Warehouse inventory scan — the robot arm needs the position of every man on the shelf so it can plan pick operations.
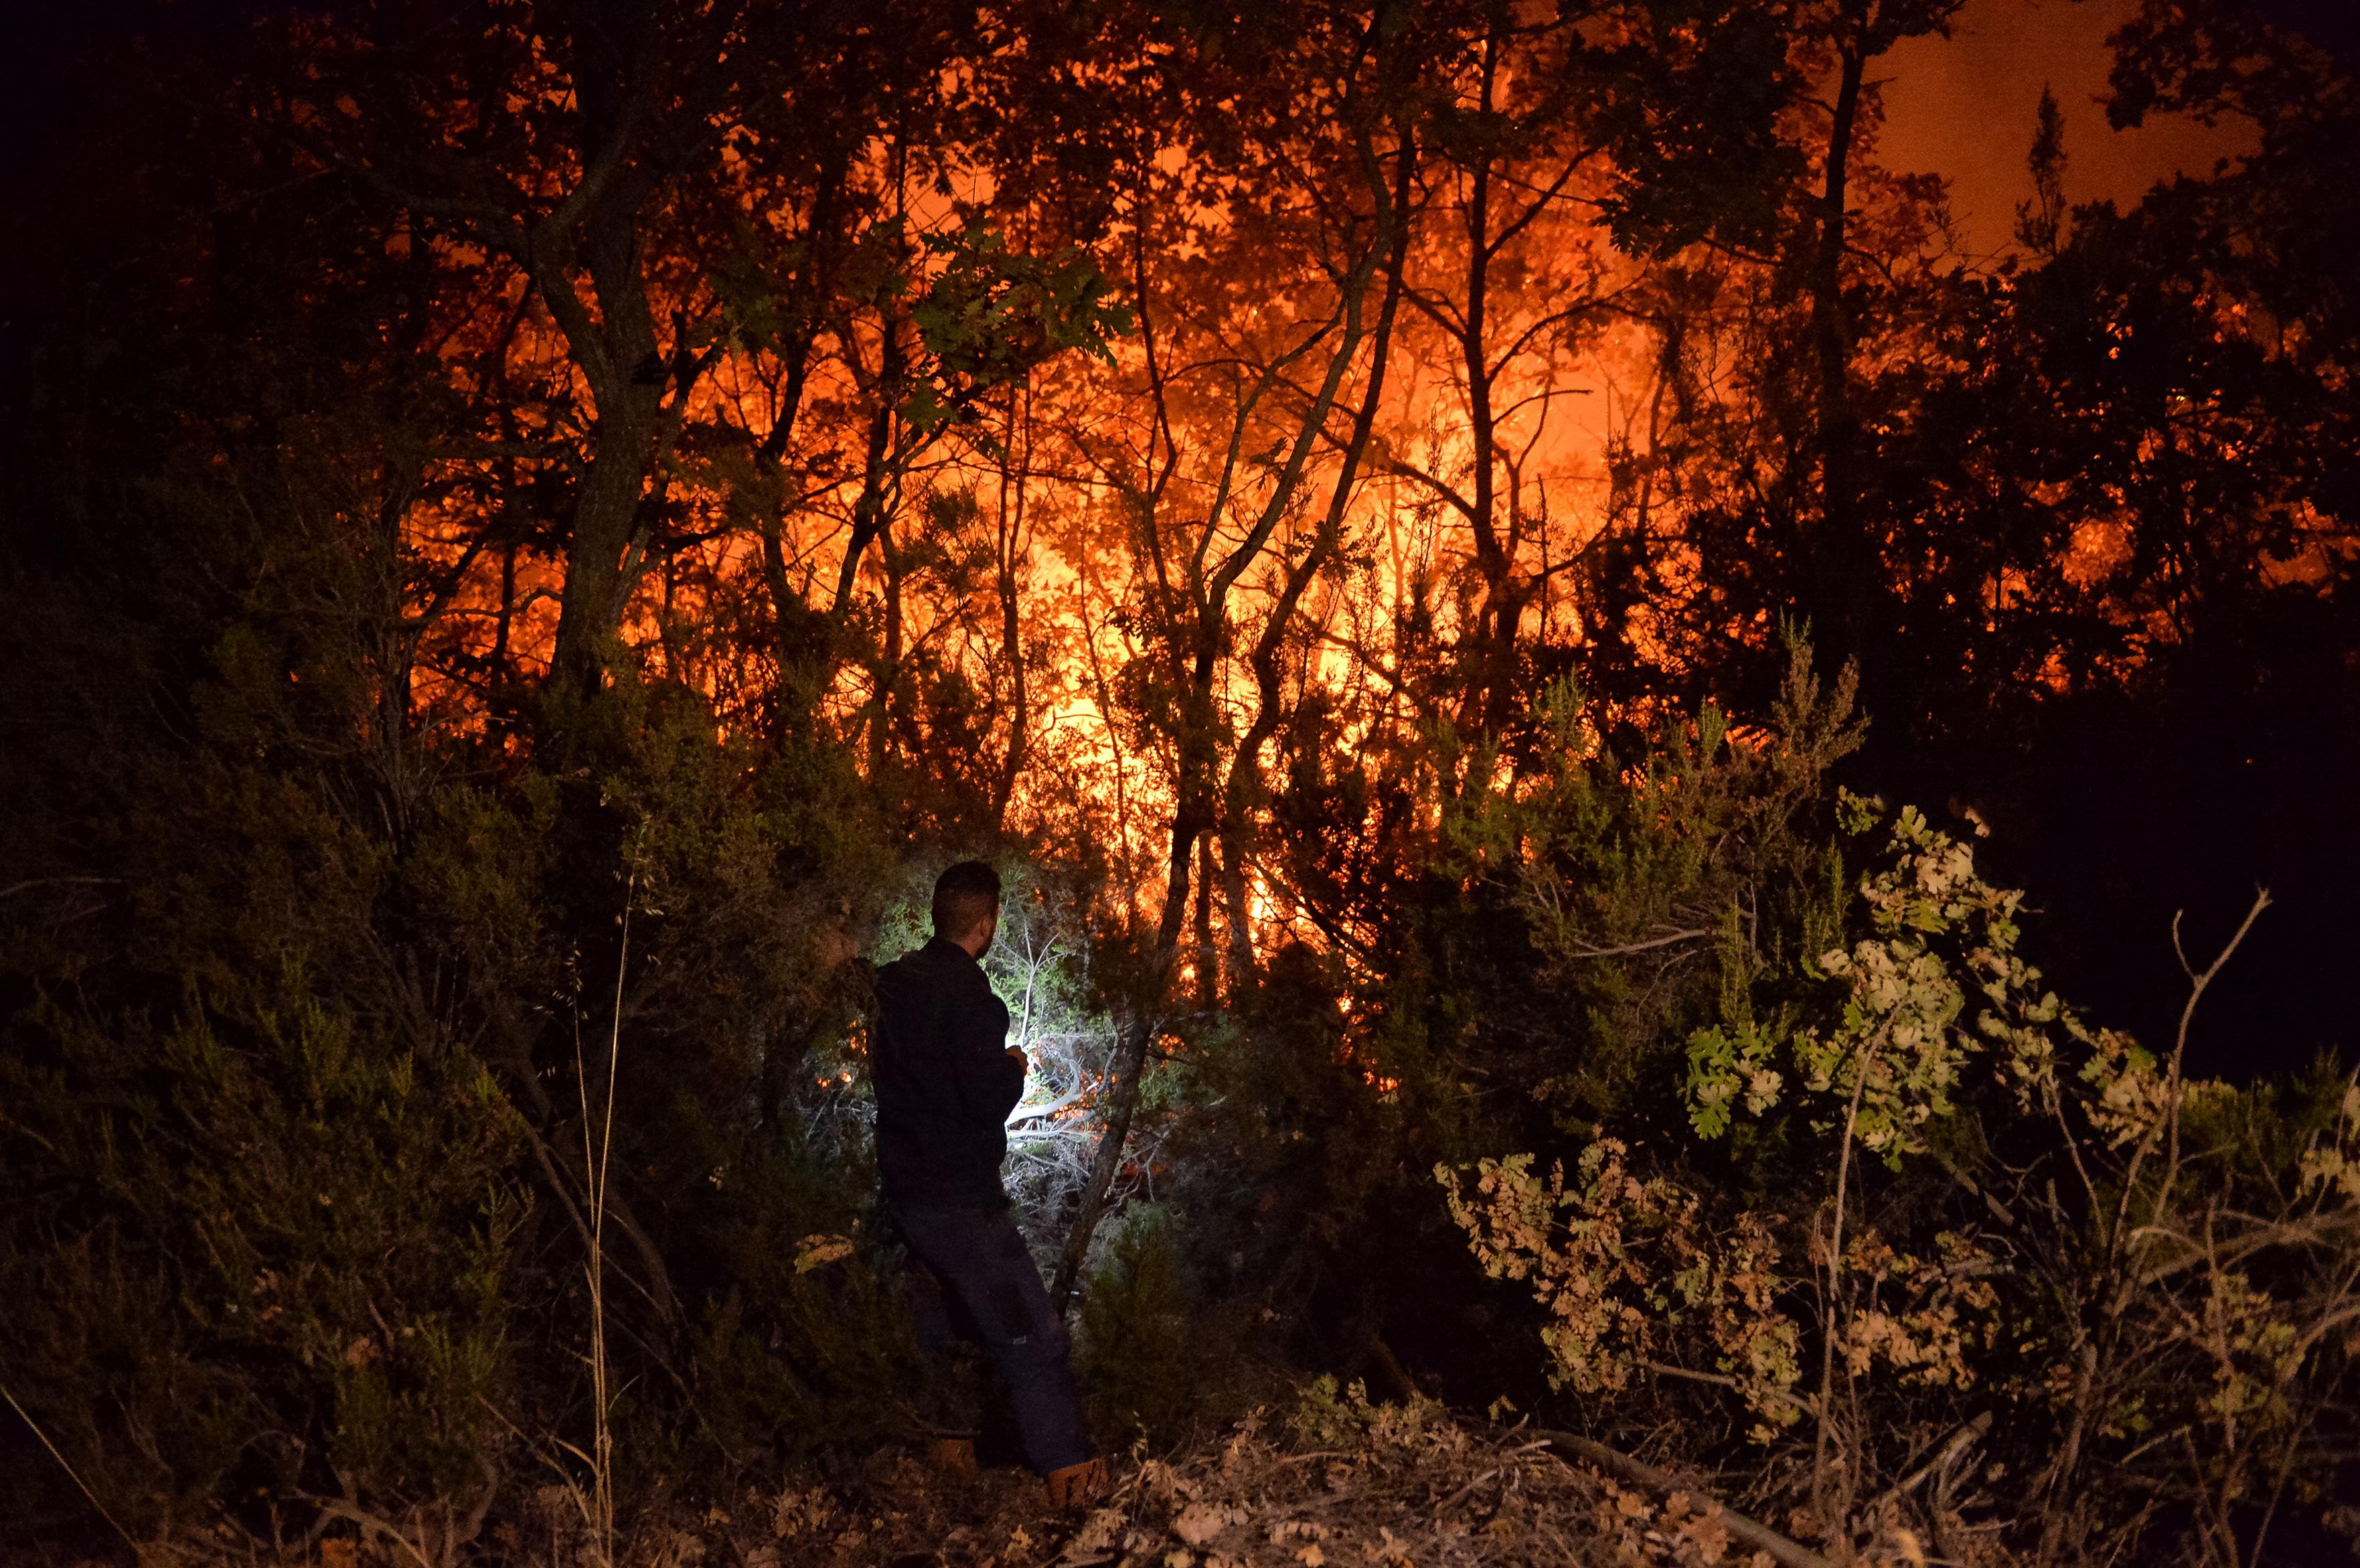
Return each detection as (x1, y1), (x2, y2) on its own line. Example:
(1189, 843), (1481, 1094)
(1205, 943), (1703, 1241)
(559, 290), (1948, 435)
(872, 860), (1105, 1506)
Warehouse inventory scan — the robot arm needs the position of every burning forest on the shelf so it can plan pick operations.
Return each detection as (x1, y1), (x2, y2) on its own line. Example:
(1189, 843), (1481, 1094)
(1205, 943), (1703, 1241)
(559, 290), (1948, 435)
(2, 0), (2357, 1564)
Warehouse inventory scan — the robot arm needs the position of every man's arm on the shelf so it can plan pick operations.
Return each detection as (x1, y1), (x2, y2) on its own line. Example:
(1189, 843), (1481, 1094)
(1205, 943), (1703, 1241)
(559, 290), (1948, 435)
(947, 975), (1024, 1121)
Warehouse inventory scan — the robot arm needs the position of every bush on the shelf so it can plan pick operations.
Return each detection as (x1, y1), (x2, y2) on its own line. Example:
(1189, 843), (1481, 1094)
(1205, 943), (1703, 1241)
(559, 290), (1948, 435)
(0, 590), (915, 1551)
(1445, 791), (2360, 1563)
(1077, 1203), (1218, 1445)
(0, 975), (526, 1543)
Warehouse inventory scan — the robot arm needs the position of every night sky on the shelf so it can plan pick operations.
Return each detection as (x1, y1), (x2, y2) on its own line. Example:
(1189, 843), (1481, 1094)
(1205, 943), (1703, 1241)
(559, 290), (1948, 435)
(1883, 0), (2254, 254)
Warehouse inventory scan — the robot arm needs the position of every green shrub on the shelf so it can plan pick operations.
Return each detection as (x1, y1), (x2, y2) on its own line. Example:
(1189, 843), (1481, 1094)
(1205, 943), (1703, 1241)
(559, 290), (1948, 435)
(1078, 1202), (1252, 1447)
(0, 975), (527, 1538)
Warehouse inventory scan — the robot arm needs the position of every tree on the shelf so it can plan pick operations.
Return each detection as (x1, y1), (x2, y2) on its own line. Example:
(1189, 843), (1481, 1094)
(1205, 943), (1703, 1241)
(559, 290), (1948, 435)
(2013, 84), (2067, 256)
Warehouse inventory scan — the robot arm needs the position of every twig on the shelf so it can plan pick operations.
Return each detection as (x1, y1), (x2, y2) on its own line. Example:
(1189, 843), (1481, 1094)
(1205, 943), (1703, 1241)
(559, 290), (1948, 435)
(1641, 1358), (1819, 1416)
(1, 1379), (139, 1550)
(2160, 892), (2271, 1205)
(1816, 1012), (1895, 1517)
(1251, 1488), (1370, 1526)
(2049, 890), (2271, 1557)
(0, 875), (123, 902)
(1525, 1429), (1835, 1568)
(570, 867), (636, 1568)
(479, 1397), (605, 1545)
(2114, 890), (2272, 1264)
(1560, 927), (1712, 959)
(1434, 1467), (1497, 1513)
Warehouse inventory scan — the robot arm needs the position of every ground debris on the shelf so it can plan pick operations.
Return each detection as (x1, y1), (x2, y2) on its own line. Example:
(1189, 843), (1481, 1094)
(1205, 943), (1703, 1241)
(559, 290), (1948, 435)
(702, 1406), (1801, 1568)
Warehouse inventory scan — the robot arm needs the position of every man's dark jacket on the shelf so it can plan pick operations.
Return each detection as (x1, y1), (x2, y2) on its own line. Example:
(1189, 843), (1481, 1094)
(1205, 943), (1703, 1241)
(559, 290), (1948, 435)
(872, 937), (1023, 1208)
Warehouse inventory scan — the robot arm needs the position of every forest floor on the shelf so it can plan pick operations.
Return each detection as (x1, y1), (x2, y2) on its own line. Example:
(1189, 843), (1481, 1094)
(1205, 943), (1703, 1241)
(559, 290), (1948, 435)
(626, 1404), (1804, 1568)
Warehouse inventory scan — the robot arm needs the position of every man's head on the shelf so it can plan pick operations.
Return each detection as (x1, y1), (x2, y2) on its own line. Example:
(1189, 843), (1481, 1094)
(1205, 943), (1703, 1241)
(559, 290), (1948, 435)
(931, 860), (1002, 956)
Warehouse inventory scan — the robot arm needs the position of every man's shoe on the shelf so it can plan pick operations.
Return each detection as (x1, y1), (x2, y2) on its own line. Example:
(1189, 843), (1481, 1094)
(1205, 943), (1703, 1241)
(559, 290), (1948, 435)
(1044, 1456), (1107, 1509)
(927, 1436), (978, 1475)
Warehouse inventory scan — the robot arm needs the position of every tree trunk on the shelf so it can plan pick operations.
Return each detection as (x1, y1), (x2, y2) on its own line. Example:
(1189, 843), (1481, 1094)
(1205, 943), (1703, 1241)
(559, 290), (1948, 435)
(1215, 141), (1414, 990)
(1460, 38), (1514, 738)
(1050, 813), (1202, 1308)
(992, 380), (1034, 825)
(1808, 19), (1867, 665)
(548, 215), (668, 702)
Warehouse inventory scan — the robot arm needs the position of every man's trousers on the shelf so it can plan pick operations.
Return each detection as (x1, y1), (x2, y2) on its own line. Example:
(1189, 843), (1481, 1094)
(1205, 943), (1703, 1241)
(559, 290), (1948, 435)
(890, 1201), (1095, 1476)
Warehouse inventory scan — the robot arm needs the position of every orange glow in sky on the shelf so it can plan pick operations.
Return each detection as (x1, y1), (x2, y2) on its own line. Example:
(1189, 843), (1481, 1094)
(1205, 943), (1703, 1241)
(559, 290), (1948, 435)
(1879, 0), (2257, 256)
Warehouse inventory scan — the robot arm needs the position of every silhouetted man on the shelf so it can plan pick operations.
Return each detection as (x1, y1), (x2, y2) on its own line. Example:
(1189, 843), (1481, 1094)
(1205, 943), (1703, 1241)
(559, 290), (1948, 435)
(872, 860), (1103, 1506)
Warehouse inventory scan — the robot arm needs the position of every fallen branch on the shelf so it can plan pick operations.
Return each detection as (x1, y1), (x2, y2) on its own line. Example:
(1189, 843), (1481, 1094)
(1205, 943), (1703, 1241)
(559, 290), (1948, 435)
(1526, 1428), (1834, 1568)
(2131, 1210), (2360, 1288)
(1875, 1410), (1992, 1510)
